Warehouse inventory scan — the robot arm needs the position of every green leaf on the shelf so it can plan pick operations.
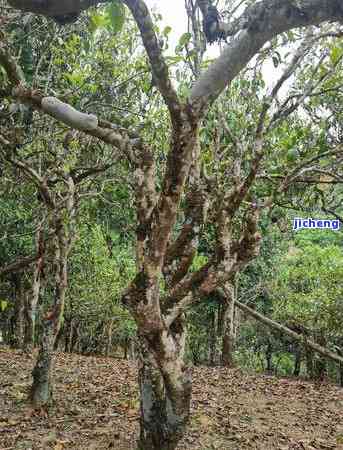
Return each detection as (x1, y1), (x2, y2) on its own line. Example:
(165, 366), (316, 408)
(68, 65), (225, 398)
(65, 71), (85, 86)
(1, 300), (8, 312)
(178, 32), (192, 47)
(89, 12), (107, 32)
(165, 55), (183, 64)
(163, 26), (172, 37)
(330, 45), (342, 65)
(107, 1), (126, 34)
(286, 148), (297, 162)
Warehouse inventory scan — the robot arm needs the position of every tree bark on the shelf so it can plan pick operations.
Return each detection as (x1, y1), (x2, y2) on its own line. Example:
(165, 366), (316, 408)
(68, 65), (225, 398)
(30, 278), (67, 407)
(106, 320), (113, 357)
(306, 348), (314, 378)
(29, 318), (55, 407)
(138, 320), (191, 450)
(221, 281), (236, 367)
(53, 324), (64, 351)
(123, 341), (128, 360)
(293, 346), (302, 376)
(29, 173), (75, 408)
(64, 318), (76, 353)
(28, 248), (43, 347)
(30, 218), (71, 407)
(130, 338), (136, 360)
(265, 341), (273, 374)
(70, 321), (79, 353)
(23, 291), (34, 351)
(209, 306), (218, 366)
(24, 226), (45, 351)
(12, 274), (25, 349)
(313, 335), (327, 381)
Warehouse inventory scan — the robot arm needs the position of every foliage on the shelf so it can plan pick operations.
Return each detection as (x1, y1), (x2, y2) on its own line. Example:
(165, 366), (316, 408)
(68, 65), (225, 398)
(270, 244), (343, 338)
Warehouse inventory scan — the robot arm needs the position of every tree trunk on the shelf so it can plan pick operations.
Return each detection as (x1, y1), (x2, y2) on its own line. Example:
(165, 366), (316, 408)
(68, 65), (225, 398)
(209, 306), (218, 366)
(265, 342), (273, 374)
(138, 359), (191, 450)
(12, 274), (25, 349)
(123, 339), (129, 359)
(221, 281), (236, 367)
(138, 320), (191, 450)
(29, 318), (55, 407)
(293, 346), (302, 376)
(313, 335), (327, 381)
(76, 325), (82, 353)
(233, 307), (240, 346)
(106, 320), (113, 357)
(130, 338), (136, 360)
(306, 347), (314, 378)
(336, 347), (343, 387)
(26, 225), (45, 351)
(314, 357), (327, 381)
(30, 221), (69, 407)
(27, 266), (42, 348)
(53, 323), (63, 351)
(66, 319), (75, 353)
(23, 291), (34, 351)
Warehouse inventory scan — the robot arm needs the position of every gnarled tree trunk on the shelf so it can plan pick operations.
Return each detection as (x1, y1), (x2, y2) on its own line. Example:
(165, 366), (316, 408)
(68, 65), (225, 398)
(30, 250), (68, 407)
(30, 178), (75, 408)
(138, 318), (191, 450)
(30, 317), (55, 406)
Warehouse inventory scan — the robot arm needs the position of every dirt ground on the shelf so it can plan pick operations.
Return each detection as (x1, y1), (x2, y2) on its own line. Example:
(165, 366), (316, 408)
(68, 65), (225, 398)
(1, 347), (342, 450)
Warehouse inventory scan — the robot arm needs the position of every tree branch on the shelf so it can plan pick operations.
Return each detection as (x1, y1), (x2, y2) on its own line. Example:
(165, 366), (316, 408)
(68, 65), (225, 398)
(0, 40), (25, 86)
(230, 295), (343, 366)
(0, 255), (39, 277)
(122, 0), (182, 125)
(190, 0), (343, 108)
(7, 0), (109, 16)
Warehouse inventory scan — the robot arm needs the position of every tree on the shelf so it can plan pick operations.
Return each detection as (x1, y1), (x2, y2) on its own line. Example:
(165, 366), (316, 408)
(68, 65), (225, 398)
(270, 243), (343, 380)
(0, 3), (147, 405)
(2, 1), (343, 449)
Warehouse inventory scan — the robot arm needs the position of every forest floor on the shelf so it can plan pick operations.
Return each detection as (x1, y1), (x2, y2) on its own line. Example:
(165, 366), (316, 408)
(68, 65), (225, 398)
(1, 347), (343, 450)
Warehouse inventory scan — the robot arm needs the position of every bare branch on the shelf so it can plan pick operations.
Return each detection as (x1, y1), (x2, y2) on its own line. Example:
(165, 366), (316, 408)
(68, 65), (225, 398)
(279, 145), (343, 192)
